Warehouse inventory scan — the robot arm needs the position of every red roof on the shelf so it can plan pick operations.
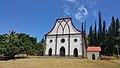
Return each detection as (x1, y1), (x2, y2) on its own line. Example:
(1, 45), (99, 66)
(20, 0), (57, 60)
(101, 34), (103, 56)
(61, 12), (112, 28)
(87, 47), (101, 52)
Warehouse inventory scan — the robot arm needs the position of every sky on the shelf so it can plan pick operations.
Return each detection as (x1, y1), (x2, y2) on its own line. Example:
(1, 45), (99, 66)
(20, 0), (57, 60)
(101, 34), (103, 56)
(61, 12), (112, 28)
(0, 0), (120, 42)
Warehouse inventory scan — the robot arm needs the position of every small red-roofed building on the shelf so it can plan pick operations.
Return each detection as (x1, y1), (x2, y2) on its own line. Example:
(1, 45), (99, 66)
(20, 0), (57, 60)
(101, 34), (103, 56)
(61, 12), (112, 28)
(87, 46), (101, 60)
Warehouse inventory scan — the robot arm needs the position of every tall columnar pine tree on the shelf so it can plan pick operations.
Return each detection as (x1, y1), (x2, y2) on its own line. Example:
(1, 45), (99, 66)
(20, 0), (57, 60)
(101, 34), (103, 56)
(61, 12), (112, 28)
(106, 16), (116, 55)
(115, 18), (120, 37)
(115, 18), (120, 54)
(82, 22), (84, 33)
(103, 20), (106, 35)
(81, 22), (87, 45)
(84, 21), (86, 34)
(89, 25), (93, 46)
(98, 11), (103, 45)
(110, 17), (116, 53)
(93, 21), (97, 46)
(100, 20), (106, 55)
(102, 20), (106, 44)
(111, 16), (116, 37)
(82, 22), (86, 34)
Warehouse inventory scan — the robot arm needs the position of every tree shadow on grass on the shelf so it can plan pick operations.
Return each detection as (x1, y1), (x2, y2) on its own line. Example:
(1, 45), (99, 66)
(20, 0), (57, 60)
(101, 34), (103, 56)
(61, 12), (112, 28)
(0, 56), (30, 61)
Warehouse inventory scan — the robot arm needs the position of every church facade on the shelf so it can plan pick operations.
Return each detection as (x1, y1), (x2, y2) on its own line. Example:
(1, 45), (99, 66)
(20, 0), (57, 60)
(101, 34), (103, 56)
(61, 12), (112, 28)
(44, 18), (86, 57)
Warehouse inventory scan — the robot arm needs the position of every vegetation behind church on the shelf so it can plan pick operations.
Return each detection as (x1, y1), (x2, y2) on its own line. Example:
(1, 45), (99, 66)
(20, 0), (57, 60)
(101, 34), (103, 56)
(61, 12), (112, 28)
(88, 11), (120, 56)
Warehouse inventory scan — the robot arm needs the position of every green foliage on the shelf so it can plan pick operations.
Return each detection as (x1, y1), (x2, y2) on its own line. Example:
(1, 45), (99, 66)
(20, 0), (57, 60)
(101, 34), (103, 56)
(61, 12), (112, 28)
(88, 12), (120, 56)
(116, 18), (120, 36)
(0, 31), (45, 59)
(93, 21), (97, 46)
(98, 11), (103, 45)
(36, 42), (45, 56)
(88, 25), (93, 46)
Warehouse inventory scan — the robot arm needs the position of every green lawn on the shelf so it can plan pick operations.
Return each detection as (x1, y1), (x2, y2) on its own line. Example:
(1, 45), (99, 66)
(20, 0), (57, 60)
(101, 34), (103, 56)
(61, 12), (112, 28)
(0, 57), (120, 68)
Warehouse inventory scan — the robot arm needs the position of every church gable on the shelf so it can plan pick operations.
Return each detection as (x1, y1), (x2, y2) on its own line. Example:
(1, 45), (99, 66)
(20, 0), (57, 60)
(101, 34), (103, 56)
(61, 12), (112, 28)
(46, 18), (81, 36)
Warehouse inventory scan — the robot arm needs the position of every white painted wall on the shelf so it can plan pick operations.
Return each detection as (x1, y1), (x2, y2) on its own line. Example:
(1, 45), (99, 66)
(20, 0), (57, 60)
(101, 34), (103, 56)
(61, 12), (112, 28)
(45, 34), (83, 56)
(87, 52), (100, 60)
(70, 35), (82, 56)
(56, 35), (68, 55)
(45, 36), (56, 55)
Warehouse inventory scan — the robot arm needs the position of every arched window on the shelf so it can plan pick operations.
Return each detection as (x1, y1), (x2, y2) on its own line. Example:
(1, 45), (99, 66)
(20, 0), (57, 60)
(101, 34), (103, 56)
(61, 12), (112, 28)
(74, 48), (78, 57)
(48, 48), (52, 56)
(60, 46), (65, 57)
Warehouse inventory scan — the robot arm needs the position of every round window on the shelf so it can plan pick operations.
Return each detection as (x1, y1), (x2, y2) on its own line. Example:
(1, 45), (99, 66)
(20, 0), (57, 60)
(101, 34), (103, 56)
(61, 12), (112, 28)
(74, 39), (77, 42)
(50, 39), (53, 43)
(61, 38), (65, 43)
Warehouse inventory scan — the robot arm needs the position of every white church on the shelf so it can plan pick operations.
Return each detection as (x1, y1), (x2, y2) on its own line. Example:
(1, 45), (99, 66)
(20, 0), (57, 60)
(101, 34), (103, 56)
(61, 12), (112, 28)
(44, 18), (87, 58)
(44, 18), (101, 59)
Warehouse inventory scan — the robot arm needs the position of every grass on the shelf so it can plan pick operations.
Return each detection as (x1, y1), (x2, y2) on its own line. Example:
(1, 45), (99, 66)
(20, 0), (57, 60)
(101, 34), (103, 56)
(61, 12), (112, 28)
(0, 57), (120, 68)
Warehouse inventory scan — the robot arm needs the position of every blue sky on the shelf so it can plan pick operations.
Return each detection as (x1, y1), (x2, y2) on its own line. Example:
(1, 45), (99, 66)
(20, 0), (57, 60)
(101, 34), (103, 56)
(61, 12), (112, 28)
(0, 0), (120, 42)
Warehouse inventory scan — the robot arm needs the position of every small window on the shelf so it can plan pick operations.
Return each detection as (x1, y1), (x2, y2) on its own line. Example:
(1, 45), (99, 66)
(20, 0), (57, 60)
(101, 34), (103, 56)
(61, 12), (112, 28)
(50, 39), (53, 43)
(61, 38), (65, 43)
(74, 39), (77, 42)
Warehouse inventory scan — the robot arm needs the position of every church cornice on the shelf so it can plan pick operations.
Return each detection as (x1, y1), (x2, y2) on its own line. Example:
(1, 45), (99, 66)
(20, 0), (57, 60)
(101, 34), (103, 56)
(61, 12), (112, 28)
(45, 33), (83, 36)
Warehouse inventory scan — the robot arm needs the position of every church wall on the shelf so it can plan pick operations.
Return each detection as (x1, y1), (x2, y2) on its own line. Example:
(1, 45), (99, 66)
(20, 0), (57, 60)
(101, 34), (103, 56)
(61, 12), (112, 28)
(70, 35), (83, 56)
(56, 35), (69, 56)
(45, 36), (56, 55)
(45, 34), (84, 57)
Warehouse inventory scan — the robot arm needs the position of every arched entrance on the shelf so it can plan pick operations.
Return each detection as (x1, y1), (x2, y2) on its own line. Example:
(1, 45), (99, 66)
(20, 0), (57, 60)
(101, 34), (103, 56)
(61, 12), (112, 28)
(48, 48), (52, 56)
(60, 46), (65, 57)
(92, 54), (95, 60)
(74, 48), (78, 57)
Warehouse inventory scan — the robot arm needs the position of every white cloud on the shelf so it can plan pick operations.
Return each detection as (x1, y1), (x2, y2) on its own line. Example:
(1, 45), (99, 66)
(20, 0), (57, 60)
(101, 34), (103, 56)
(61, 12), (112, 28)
(62, 0), (95, 22)
(75, 12), (82, 20)
(66, 0), (76, 3)
(79, 5), (88, 16)
(63, 5), (70, 15)
(74, 5), (88, 21)
(66, 0), (79, 6)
